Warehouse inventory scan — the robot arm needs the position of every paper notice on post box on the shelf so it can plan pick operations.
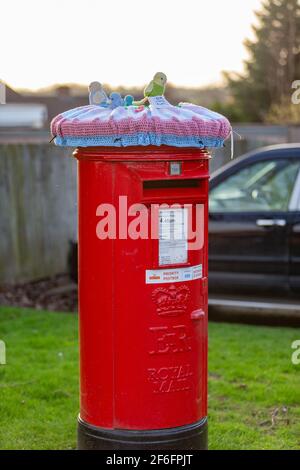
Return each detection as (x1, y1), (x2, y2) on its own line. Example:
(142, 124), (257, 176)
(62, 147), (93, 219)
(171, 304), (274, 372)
(159, 208), (188, 266)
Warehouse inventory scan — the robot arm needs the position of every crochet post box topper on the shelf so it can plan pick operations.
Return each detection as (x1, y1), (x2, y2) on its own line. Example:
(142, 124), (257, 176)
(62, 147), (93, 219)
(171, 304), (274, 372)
(51, 72), (232, 150)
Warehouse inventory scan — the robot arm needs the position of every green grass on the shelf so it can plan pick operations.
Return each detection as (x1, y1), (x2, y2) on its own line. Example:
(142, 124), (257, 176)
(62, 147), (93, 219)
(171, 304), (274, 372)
(209, 322), (300, 449)
(0, 307), (78, 450)
(0, 307), (299, 450)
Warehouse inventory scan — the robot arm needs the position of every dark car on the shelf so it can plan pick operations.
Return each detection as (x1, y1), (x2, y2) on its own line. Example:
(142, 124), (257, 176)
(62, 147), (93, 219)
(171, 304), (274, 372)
(209, 144), (300, 297)
(68, 144), (300, 298)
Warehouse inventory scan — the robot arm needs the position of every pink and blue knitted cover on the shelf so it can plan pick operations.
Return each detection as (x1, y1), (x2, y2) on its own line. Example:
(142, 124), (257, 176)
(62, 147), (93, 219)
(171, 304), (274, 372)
(51, 102), (231, 149)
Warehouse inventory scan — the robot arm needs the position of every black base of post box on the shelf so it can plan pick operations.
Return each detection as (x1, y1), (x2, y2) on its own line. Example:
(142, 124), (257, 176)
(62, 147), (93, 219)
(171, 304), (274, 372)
(77, 416), (208, 450)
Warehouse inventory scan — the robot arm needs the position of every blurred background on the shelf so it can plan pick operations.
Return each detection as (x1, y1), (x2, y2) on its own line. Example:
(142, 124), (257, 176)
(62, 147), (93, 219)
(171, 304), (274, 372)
(0, 0), (299, 317)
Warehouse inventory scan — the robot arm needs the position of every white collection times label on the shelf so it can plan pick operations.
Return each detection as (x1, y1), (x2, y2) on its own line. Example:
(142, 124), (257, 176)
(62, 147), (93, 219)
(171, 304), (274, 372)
(159, 208), (188, 266)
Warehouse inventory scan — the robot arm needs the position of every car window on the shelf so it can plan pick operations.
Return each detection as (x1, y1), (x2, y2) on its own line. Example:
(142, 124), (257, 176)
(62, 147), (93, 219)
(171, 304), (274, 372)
(210, 159), (300, 213)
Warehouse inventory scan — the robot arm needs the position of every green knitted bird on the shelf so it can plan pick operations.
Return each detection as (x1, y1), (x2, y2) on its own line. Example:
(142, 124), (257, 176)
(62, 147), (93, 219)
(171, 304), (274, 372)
(133, 72), (167, 106)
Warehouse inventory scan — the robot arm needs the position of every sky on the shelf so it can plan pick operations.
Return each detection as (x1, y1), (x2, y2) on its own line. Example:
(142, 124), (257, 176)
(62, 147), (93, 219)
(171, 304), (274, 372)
(0, 0), (262, 90)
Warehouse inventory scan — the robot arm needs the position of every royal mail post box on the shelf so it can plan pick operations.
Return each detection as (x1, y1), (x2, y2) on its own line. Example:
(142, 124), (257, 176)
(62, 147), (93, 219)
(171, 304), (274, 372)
(75, 145), (209, 450)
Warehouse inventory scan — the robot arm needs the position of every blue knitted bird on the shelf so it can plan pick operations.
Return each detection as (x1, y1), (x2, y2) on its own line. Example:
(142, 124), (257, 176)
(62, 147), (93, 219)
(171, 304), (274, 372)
(109, 92), (124, 109)
(124, 95), (134, 107)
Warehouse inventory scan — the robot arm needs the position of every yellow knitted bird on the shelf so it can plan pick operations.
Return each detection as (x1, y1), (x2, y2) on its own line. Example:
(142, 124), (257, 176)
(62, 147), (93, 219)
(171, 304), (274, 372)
(133, 72), (167, 106)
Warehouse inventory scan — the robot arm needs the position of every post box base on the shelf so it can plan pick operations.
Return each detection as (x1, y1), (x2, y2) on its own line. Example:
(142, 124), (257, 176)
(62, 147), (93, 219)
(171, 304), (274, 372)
(77, 417), (208, 450)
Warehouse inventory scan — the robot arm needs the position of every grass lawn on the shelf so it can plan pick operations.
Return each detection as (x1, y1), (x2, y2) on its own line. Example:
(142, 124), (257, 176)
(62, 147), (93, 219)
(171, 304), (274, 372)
(0, 307), (299, 450)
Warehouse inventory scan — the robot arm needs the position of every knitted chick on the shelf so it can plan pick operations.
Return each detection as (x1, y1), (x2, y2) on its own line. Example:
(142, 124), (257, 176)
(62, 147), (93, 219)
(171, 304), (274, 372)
(88, 81), (109, 106)
(124, 95), (134, 106)
(109, 92), (124, 109)
(133, 72), (167, 106)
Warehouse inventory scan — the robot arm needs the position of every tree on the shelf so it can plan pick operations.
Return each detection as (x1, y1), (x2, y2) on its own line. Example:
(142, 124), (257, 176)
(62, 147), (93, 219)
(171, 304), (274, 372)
(265, 96), (300, 123)
(225, 0), (300, 122)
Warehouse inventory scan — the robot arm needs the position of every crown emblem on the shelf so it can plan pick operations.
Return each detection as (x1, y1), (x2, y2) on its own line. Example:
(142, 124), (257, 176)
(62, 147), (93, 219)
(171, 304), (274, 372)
(151, 285), (191, 317)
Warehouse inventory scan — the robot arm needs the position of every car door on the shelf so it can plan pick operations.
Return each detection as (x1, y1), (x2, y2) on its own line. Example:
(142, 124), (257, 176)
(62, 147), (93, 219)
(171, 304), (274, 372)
(289, 168), (300, 294)
(209, 157), (300, 294)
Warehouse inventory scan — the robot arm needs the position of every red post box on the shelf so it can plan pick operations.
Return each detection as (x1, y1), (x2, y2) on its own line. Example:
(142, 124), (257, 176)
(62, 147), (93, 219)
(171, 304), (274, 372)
(75, 145), (209, 450)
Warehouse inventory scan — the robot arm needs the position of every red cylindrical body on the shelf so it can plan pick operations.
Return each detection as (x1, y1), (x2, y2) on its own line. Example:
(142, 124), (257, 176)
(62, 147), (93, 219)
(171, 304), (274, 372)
(75, 146), (209, 449)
